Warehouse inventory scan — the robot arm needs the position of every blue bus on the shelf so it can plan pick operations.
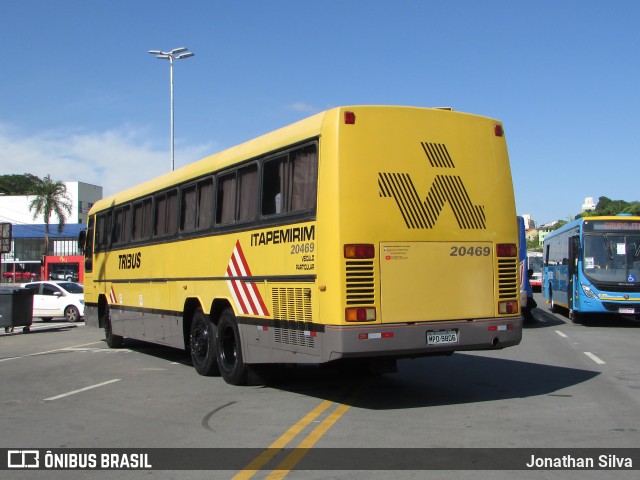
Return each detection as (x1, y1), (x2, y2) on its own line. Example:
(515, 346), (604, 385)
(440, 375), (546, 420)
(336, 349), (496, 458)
(543, 215), (640, 323)
(518, 216), (535, 322)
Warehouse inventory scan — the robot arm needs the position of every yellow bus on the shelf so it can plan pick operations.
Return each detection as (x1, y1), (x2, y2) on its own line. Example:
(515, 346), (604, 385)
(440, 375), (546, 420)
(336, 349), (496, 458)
(80, 105), (522, 385)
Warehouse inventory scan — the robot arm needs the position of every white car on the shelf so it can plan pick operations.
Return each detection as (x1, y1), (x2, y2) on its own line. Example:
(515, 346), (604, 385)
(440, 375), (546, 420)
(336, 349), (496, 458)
(21, 281), (85, 322)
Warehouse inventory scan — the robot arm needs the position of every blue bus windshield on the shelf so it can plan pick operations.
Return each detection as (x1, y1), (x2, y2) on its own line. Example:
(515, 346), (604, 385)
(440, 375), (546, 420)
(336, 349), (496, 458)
(583, 233), (640, 284)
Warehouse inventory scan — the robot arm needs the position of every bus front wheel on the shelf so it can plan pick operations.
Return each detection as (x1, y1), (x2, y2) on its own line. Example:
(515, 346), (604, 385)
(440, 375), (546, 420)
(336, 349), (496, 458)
(215, 308), (248, 386)
(549, 287), (560, 313)
(190, 308), (220, 376)
(569, 309), (583, 324)
(103, 308), (123, 348)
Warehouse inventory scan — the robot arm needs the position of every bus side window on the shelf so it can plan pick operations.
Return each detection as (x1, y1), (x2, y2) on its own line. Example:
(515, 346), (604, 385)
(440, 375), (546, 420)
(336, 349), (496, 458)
(217, 166), (257, 225)
(84, 217), (94, 273)
(180, 185), (197, 231)
(237, 165), (258, 222)
(260, 144), (317, 217)
(197, 178), (214, 229)
(216, 173), (237, 225)
(290, 145), (317, 211)
(132, 198), (152, 241)
(262, 156), (285, 216)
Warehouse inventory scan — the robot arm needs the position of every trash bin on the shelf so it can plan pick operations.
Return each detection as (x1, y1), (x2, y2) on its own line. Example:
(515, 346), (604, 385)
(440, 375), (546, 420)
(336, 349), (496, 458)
(0, 287), (34, 333)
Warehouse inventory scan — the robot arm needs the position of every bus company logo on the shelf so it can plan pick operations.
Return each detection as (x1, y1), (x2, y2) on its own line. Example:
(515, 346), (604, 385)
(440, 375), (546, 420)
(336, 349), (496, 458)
(225, 241), (270, 317)
(8, 450), (39, 468)
(377, 142), (486, 230)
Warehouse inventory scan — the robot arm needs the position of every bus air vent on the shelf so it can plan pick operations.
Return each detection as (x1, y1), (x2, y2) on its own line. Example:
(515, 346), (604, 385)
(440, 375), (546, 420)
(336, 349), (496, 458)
(272, 287), (314, 347)
(346, 260), (375, 305)
(497, 257), (518, 299)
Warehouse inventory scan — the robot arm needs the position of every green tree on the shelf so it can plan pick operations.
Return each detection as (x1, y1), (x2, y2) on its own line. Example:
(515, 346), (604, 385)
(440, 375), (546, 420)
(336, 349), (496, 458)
(28, 175), (72, 255)
(577, 196), (640, 218)
(0, 173), (42, 195)
(595, 196), (629, 216)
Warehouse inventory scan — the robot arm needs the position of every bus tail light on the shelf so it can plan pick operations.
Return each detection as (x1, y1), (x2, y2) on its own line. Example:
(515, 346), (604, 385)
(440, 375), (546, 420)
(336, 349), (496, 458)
(498, 300), (519, 314)
(496, 243), (517, 257)
(494, 124), (504, 137)
(344, 111), (356, 124)
(344, 244), (375, 259)
(346, 307), (376, 322)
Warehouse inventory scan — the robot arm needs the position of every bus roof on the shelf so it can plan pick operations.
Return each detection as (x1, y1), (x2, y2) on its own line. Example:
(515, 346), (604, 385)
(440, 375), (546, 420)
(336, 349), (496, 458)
(90, 105), (501, 214)
(544, 215), (640, 240)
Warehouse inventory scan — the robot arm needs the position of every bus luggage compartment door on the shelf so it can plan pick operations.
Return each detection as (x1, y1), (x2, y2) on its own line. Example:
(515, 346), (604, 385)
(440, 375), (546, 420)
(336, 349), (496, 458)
(380, 242), (495, 323)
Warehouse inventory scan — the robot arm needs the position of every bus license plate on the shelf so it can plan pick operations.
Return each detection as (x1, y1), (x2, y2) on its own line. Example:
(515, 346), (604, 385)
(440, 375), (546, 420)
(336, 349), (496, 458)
(427, 329), (458, 345)
(619, 308), (635, 314)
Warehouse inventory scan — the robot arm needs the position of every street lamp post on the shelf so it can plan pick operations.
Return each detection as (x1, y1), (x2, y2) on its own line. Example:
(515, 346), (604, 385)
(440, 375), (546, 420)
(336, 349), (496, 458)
(148, 47), (194, 171)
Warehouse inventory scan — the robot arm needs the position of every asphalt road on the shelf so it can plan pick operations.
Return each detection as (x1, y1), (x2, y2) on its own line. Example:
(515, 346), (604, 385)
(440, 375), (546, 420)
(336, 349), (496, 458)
(1, 292), (639, 480)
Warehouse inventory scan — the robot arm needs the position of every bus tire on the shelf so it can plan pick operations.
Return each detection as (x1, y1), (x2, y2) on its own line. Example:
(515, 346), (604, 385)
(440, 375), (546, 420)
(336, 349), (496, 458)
(570, 310), (582, 324)
(103, 308), (123, 348)
(549, 287), (559, 313)
(190, 308), (220, 376)
(215, 308), (248, 386)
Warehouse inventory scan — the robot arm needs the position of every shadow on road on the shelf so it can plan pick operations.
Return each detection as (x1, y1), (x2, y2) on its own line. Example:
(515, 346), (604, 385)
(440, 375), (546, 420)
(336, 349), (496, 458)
(108, 334), (601, 411)
(247, 352), (600, 410)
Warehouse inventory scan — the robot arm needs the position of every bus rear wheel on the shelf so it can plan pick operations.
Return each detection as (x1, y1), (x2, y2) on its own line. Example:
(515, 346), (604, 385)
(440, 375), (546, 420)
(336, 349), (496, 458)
(215, 308), (248, 386)
(190, 308), (220, 376)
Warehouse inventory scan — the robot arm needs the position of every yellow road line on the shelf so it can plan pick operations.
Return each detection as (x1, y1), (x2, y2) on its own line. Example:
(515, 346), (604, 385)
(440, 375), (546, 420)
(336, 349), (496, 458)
(231, 399), (334, 480)
(233, 379), (370, 479)
(265, 402), (352, 480)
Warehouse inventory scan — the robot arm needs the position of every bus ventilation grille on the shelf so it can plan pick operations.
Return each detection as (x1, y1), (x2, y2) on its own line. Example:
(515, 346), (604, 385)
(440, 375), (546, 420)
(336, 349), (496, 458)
(346, 260), (375, 305)
(272, 287), (314, 348)
(497, 257), (518, 299)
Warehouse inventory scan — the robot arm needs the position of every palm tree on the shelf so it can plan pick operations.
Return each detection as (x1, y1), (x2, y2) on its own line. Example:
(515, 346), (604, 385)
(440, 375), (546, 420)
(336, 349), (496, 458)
(29, 175), (72, 256)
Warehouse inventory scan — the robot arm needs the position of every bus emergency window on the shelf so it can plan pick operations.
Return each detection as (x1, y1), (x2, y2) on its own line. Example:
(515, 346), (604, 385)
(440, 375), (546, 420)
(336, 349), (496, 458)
(261, 144), (317, 216)
(197, 178), (214, 229)
(180, 185), (197, 231)
(132, 198), (152, 241)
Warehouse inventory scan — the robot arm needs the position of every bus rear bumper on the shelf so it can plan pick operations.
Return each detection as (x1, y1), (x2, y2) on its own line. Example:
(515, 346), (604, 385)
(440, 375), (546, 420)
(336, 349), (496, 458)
(322, 316), (523, 362)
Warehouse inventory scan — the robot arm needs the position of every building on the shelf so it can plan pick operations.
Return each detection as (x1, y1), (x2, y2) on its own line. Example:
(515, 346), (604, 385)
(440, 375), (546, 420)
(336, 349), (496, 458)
(0, 181), (102, 281)
(0, 181), (102, 226)
(582, 197), (596, 212)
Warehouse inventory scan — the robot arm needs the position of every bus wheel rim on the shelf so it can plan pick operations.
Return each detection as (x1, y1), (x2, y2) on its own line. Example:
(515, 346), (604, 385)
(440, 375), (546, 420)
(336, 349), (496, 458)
(220, 325), (237, 370)
(193, 322), (209, 360)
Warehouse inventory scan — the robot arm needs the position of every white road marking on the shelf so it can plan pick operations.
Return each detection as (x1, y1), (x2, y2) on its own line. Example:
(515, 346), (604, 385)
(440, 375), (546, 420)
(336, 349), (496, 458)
(0, 341), (103, 363)
(555, 330), (568, 338)
(44, 379), (121, 401)
(584, 352), (606, 365)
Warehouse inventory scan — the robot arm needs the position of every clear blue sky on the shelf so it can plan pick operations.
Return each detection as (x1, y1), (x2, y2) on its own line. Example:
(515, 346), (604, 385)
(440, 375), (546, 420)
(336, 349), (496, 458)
(1, 0), (638, 225)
